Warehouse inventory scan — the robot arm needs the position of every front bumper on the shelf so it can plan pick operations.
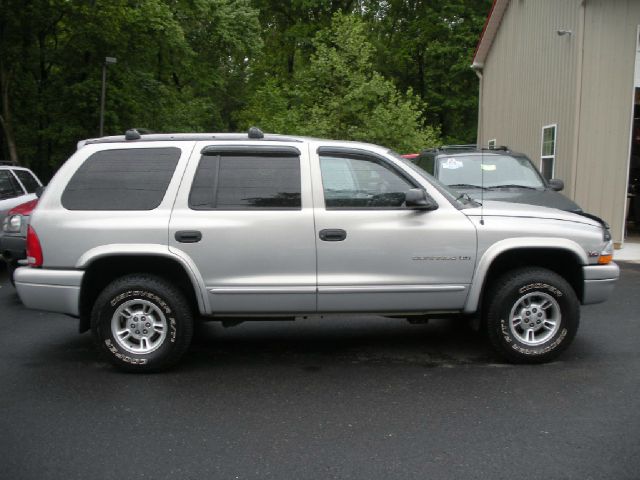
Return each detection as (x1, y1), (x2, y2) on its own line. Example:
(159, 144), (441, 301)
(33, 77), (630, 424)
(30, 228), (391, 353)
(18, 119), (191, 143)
(582, 262), (620, 305)
(14, 267), (84, 316)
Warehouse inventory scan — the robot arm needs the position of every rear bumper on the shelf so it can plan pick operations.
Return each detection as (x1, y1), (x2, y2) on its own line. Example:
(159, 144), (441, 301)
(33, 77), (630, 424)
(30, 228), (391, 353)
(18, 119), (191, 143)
(14, 267), (84, 316)
(582, 262), (619, 305)
(0, 233), (26, 261)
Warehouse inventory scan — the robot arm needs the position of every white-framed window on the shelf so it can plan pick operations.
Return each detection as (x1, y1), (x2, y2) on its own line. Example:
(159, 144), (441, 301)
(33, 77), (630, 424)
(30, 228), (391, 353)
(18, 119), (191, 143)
(541, 124), (557, 180)
(488, 139), (497, 149)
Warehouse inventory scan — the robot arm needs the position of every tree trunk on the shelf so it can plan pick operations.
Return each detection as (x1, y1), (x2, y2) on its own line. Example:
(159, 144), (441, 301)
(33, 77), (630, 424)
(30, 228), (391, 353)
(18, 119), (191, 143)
(0, 62), (19, 165)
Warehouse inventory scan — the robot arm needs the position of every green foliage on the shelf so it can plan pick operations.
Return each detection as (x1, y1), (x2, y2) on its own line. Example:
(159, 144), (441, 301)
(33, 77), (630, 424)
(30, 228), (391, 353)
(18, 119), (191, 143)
(0, 0), (490, 176)
(239, 13), (439, 152)
(363, 0), (492, 144)
(0, 0), (261, 175)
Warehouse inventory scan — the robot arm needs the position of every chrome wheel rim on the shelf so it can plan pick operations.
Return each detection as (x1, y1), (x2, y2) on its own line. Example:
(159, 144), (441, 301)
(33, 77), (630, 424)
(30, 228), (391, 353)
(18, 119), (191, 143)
(509, 291), (561, 346)
(111, 299), (168, 354)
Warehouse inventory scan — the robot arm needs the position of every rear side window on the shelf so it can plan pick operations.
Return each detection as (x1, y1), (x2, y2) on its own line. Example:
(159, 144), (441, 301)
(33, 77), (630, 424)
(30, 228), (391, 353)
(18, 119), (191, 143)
(62, 148), (180, 210)
(189, 151), (301, 210)
(0, 170), (22, 199)
(13, 169), (40, 193)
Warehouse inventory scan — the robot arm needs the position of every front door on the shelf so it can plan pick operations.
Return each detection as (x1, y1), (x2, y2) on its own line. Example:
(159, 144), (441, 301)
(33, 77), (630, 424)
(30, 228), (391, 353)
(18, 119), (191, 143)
(311, 147), (477, 313)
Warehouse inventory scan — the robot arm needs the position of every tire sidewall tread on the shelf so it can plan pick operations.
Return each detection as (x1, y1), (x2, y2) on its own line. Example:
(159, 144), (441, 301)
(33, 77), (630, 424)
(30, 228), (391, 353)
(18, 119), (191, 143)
(91, 274), (193, 373)
(485, 267), (580, 364)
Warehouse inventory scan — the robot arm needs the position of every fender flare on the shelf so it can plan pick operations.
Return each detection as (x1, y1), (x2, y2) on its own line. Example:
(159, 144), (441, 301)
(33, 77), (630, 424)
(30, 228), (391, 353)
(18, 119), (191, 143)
(76, 244), (210, 314)
(463, 237), (587, 314)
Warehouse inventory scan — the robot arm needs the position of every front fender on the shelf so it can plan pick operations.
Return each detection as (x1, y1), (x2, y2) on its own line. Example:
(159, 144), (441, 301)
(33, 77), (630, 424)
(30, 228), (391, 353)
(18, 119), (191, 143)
(463, 237), (587, 314)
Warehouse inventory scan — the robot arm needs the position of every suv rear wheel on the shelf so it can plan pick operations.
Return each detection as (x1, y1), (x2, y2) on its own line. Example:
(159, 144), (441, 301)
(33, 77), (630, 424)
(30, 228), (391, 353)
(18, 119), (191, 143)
(91, 274), (193, 372)
(485, 267), (579, 363)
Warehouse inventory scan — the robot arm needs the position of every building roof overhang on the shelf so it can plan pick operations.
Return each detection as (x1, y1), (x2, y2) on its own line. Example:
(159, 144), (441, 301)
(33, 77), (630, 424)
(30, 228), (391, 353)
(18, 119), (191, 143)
(472, 0), (511, 70)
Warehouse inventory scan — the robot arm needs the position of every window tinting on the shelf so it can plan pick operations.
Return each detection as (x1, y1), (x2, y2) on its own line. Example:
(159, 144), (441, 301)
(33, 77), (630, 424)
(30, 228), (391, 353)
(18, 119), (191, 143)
(0, 170), (21, 199)
(320, 155), (415, 208)
(61, 148), (180, 210)
(13, 169), (40, 193)
(189, 154), (301, 210)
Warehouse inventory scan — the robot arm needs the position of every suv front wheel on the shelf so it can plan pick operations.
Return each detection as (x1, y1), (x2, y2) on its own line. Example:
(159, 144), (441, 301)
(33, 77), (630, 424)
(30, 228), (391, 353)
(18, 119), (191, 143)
(485, 267), (579, 363)
(91, 274), (194, 372)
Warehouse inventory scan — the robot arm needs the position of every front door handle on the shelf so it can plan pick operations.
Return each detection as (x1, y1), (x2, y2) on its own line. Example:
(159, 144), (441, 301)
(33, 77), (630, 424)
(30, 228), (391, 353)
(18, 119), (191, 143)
(175, 230), (202, 243)
(319, 229), (347, 242)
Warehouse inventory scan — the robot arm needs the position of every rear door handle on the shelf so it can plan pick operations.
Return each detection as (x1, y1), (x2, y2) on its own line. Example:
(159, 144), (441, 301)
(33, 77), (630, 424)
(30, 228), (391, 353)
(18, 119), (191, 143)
(319, 229), (347, 242)
(175, 230), (202, 243)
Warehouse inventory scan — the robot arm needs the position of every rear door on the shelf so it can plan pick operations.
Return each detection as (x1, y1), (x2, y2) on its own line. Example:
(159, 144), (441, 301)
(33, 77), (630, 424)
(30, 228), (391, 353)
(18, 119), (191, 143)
(169, 143), (317, 314)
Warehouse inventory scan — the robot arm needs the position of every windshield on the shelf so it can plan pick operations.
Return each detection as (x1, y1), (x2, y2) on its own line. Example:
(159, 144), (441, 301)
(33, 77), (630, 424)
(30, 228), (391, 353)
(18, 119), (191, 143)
(435, 154), (546, 189)
(388, 150), (478, 207)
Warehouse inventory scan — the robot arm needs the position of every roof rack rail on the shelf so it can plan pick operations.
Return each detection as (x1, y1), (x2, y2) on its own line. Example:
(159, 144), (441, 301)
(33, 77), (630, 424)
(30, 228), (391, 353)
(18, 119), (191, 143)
(439, 144), (477, 150)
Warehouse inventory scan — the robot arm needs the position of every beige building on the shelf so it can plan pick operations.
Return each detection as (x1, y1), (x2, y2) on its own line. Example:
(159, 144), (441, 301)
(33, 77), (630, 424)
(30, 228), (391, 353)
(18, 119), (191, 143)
(472, 0), (640, 246)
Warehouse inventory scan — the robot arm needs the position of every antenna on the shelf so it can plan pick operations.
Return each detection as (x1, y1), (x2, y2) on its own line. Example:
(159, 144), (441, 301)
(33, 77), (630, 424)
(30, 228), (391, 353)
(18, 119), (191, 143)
(480, 147), (485, 225)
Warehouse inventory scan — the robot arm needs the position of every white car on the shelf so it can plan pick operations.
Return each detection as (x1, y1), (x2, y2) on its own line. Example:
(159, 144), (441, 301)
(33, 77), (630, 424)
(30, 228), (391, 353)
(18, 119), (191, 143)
(0, 164), (43, 225)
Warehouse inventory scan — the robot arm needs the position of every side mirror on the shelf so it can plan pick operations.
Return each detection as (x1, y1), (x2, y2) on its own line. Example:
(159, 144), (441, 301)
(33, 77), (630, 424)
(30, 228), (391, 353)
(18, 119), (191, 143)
(405, 188), (438, 211)
(35, 186), (45, 198)
(548, 179), (564, 191)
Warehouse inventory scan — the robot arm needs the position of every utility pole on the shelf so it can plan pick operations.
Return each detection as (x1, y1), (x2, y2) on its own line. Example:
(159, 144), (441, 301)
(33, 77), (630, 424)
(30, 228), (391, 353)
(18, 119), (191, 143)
(99, 57), (117, 137)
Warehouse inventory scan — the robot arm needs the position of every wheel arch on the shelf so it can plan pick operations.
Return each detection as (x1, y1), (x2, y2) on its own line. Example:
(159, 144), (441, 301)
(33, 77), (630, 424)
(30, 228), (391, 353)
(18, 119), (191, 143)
(464, 238), (587, 314)
(77, 249), (208, 333)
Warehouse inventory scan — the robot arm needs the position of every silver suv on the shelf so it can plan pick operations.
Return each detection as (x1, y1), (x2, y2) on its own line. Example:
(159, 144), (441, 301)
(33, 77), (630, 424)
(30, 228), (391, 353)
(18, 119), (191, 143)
(14, 130), (619, 372)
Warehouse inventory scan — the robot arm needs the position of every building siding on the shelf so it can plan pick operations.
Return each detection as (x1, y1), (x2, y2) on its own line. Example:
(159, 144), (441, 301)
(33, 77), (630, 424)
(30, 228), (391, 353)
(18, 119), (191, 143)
(480, 0), (581, 197)
(574, 0), (640, 243)
(478, 0), (640, 244)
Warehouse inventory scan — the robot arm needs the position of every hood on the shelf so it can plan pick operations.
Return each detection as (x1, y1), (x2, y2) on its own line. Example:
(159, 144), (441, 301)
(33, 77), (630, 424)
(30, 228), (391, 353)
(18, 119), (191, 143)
(456, 187), (582, 212)
(463, 200), (601, 228)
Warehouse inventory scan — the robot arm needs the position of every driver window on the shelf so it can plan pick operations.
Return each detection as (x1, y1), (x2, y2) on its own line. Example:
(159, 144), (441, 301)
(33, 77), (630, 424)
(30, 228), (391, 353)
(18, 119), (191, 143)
(320, 154), (415, 208)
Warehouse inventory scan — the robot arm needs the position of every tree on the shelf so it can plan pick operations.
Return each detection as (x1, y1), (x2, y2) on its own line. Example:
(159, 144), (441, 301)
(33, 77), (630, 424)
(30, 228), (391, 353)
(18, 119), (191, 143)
(363, 0), (491, 144)
(0, 0), (262, 176)
(239, 13), (439, 152)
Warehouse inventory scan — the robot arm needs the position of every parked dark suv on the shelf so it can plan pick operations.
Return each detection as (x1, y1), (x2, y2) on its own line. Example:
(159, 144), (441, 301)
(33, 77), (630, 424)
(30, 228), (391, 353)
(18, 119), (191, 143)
(411, 146), (581, 212)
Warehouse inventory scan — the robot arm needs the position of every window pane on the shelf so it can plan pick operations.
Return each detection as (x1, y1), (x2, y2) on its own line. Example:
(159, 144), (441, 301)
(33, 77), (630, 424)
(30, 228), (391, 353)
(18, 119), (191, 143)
(320, 155), (414, 208)
(13, 169), (40, 193)
(436, 154), (545, 188)
(61, 148), (180, 210)
(541, 157), (554, 180)
(189, 155), (301, 210)
(0, 171), (20, 199)
(416, 154), (435, 175)
(542, 126), (556, 156)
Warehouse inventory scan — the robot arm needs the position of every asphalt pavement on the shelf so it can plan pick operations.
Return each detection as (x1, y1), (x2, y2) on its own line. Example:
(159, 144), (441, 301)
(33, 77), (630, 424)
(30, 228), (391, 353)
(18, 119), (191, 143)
(1, 262), (639, 480)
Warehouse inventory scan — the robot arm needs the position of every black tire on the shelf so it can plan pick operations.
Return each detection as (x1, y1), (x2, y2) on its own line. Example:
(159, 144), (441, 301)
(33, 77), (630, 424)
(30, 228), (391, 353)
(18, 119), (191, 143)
(8, 260), (17, 287)
(485, 267), (579, 364)
(91, 274), (194, 372)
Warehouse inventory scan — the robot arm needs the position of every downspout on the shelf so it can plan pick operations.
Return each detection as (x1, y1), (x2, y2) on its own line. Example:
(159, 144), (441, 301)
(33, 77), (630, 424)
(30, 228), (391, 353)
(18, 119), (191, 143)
(472, 63), (484, 148)
(570, 1), (586, 205)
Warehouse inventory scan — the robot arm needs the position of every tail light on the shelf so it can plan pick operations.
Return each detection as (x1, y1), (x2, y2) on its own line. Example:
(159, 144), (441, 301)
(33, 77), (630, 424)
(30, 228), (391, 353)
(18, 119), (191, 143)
(26, 225), (43, 267)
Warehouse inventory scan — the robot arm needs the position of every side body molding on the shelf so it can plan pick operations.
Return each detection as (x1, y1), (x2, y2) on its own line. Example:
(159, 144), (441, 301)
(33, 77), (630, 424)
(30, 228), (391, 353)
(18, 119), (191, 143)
(463, 237), (588, 314)
(76, 244), (210, 314)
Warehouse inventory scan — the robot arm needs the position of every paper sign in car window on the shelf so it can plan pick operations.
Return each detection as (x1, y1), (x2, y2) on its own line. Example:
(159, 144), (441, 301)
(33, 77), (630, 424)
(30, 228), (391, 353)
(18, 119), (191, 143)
(441, 158), (463, 170)
(481, 164), (497, 171)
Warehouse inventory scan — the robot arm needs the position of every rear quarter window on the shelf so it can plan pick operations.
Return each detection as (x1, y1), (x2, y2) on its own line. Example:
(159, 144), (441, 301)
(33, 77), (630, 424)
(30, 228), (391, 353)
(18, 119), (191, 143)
(12, 169), (41, 193)
(0, 170), (23, 199)
(61, 148), (181, 210)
